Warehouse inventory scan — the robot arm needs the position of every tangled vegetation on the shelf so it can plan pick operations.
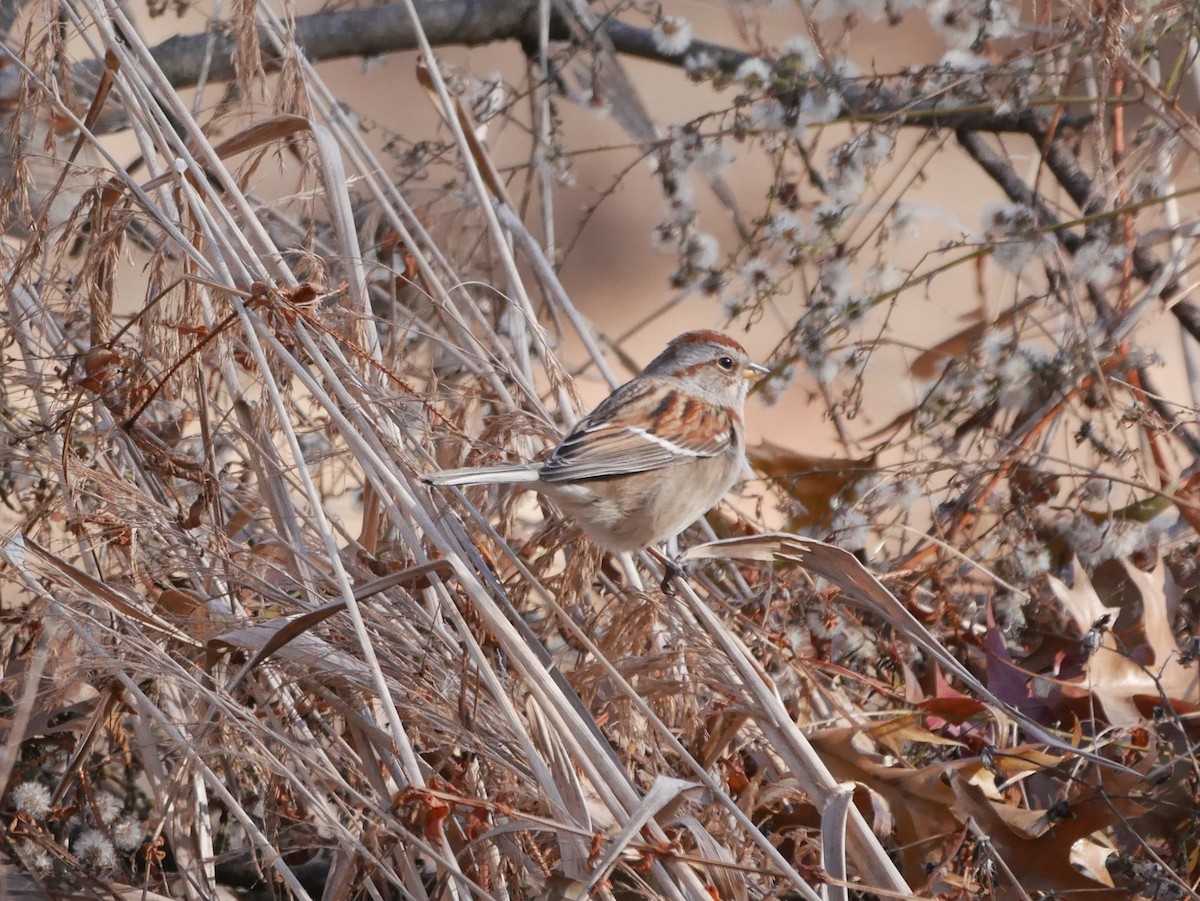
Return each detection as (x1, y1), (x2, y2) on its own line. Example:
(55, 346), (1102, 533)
(1, 0), (1199, 897)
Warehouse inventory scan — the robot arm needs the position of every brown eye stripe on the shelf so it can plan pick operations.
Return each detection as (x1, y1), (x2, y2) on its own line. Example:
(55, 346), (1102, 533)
(673, 361), (723, 380)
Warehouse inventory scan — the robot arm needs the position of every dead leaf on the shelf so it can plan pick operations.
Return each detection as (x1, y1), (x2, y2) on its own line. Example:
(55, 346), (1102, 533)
(910, 316), (989, 381)
(682, 533), (1139, 775)
(18, 534), (200, 647)
(748, 442), (876, 526)
(947, 769), (1134, 899)
(866, 713), (966, 757)
(910, 297), (1041, 380)
(810, 726), (962, 879)
(1046, 559), (1198, 725)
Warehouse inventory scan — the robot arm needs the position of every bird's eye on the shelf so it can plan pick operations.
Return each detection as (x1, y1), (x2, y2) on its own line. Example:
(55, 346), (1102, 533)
(717, 356), (735, 371)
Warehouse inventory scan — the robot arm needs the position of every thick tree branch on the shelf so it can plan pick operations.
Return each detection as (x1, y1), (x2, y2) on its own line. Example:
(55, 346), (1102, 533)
(1029, 125), (1182, 303)
(956, 128), (1083, 254)
(101, 0), (1081, 135)
(147, 0), (540, 87)
(958, 127), (1199, 346)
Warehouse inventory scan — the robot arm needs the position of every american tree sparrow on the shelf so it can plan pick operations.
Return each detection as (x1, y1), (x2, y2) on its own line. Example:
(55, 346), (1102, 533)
(424, 330), (768, 552)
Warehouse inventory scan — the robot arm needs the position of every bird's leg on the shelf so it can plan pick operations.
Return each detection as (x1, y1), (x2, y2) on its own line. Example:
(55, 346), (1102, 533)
(660, 559), (685, 595)
(648, 545), (686, 594)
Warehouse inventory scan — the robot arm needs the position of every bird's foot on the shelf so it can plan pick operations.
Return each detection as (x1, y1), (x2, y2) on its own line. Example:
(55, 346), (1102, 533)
(648, 546), (686, 594)
(660, 560), (685, 595)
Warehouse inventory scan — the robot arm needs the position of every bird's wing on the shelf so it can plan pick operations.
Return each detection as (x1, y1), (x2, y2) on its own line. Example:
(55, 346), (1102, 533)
(538, 380), (737, 483)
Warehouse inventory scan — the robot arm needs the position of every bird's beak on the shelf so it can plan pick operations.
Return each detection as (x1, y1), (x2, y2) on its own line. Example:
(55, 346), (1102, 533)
(744, 361), (770, 381)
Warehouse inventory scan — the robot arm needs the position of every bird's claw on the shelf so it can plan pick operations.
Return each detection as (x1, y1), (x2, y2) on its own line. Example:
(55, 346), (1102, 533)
(659, 557), (685, 595)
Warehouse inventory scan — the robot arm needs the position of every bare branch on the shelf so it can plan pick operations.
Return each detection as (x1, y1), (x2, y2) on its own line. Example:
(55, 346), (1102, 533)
(85, 0), (1083, 136)
(959, 126), (1198, 345)
(146, 0), (539, 87)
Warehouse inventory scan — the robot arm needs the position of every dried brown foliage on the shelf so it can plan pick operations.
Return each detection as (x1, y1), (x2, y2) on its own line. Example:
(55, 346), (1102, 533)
(2, 0), (1200, 898)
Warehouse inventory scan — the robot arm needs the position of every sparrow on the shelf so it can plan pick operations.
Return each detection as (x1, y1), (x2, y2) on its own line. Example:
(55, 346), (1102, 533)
(424, 330), (767, 553)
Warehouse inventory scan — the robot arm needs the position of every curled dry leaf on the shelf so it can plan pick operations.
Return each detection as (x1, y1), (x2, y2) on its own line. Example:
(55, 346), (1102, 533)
(1045, 558), (1198, 726)
(155, 587), (205, 618)
(908, 298), (1036, 381)
(77, 346), (122, 393)
(811, 725), (980, 881)
(748, 440), (876, 526)
(946, 768), (1139, 900)
(865, 712), (965, 757)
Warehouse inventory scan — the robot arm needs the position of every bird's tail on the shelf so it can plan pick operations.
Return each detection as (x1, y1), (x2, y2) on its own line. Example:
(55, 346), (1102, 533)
(422, 463), (540, 487)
